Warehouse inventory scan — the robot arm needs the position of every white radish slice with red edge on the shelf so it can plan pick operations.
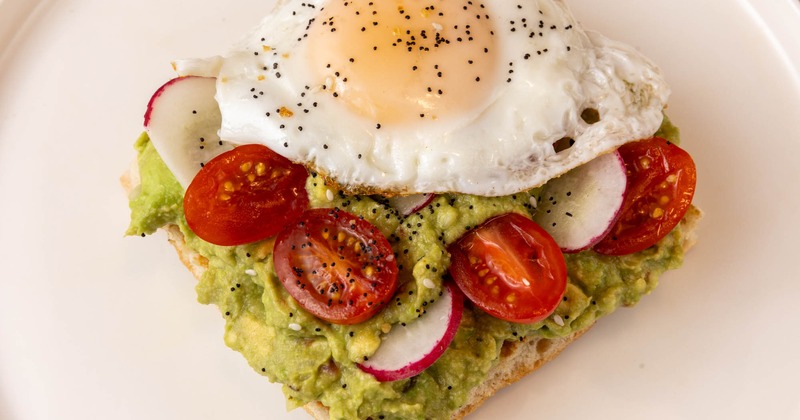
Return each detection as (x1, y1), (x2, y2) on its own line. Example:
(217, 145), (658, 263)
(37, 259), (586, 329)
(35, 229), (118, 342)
(144, 76), (234, 189)
(358, 281), (463, 382)
(387, 193), (436, 217)
(533, 151), (627, 253)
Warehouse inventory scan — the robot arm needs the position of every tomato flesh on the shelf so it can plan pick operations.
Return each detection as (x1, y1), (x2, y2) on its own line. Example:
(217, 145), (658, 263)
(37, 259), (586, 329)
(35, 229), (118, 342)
(447, 213), (567, 324)
(183, 144), (309, 246)
(593, 137), (696, 255)
(274, 208), (399, 325)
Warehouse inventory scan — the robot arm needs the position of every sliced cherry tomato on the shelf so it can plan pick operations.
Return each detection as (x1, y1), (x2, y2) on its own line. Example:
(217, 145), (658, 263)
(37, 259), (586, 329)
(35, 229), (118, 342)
(593, 137), (696, 256)
(447, 213), (567, 324)
(183, 144), (309, 246)
(273, 208), (399, 325)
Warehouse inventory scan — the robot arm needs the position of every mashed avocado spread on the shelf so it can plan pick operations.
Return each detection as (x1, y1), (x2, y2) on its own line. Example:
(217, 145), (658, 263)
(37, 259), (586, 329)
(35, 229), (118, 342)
(127, 117), (688, 420)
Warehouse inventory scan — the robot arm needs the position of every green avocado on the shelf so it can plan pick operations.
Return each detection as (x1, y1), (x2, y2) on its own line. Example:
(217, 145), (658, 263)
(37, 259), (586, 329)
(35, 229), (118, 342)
(125, 133), (184, 237)
(126, 119), (687, 420)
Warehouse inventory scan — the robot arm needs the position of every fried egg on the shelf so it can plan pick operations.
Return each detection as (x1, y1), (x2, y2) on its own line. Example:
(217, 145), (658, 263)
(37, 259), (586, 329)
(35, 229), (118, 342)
(188, 0), (669, 196)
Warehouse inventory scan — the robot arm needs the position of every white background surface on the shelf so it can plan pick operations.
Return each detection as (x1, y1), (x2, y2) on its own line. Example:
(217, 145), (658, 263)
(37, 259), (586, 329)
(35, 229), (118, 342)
(1, 0), (799, 419)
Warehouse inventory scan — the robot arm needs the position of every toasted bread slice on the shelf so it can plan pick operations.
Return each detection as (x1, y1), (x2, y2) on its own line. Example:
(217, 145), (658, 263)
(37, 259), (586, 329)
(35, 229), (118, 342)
(122, 165), (701, 420)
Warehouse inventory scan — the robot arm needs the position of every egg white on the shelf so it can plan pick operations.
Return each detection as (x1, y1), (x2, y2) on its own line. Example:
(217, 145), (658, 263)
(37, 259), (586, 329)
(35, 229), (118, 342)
(182, 0), (669, 196)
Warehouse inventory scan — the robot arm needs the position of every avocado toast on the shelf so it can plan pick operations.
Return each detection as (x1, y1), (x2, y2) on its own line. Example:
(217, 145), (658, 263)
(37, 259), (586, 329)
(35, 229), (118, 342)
(123, 127), (700, 419)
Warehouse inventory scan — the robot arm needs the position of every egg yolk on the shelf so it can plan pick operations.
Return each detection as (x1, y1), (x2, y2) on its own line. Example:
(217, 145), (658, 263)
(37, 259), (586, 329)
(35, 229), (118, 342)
(307, 0), (498, 126)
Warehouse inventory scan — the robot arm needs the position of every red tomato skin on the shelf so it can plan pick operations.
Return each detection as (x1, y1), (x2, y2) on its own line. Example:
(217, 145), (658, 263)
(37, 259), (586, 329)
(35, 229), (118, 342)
(448, 213), (567, 324)
(274, 208), (399, 325)
(183, 144), (309, 246)
(593, 137), (696, 256)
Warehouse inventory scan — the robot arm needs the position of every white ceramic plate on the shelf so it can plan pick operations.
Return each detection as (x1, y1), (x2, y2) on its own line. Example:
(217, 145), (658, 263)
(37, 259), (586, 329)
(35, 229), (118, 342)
(1, 0), (799, 419)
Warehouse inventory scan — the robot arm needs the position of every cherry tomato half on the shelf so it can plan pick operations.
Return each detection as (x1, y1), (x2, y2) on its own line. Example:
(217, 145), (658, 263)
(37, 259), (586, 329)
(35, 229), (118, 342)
(593, 137), (697, 256)
(273, 208), (399, 325)
(183, 144), (309, 246)
(447, 213), (567, 324)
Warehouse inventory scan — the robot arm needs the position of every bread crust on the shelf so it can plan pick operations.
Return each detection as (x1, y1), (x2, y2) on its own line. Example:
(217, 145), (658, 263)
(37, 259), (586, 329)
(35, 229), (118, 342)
(123, 166), (701, 420)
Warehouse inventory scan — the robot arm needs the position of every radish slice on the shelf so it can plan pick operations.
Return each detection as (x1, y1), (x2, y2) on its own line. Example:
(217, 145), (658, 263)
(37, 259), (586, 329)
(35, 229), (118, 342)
(144, 76), (234, 189)
(533, 151), (627, 253)
(387, 193), (436, 216)
(358, 282), (463, 382)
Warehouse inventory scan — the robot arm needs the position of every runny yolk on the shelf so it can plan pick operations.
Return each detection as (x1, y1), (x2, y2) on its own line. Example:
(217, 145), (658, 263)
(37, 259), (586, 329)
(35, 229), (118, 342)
(306, 0), (498, 125)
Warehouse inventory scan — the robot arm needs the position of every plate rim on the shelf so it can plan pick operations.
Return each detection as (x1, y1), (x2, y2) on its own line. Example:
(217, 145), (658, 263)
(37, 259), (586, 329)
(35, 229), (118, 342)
(742, 0), (800, 85)
(0, 0), (49, 66)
